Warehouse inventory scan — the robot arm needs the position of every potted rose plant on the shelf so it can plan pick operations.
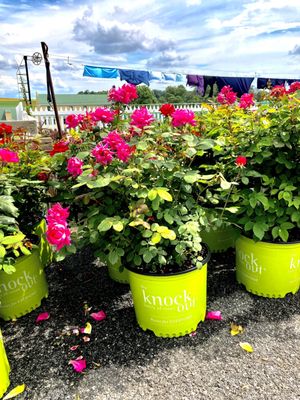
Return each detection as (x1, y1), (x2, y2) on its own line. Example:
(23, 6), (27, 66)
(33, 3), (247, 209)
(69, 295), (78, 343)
(48, 84), (220, 337)
(215, 85), (300, 297)
(0, 126), (54, 320)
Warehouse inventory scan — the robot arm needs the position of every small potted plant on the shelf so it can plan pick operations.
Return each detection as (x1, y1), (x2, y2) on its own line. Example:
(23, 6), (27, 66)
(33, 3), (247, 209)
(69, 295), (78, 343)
(49, 85), (220, 337)
(216, 85), (300, 297)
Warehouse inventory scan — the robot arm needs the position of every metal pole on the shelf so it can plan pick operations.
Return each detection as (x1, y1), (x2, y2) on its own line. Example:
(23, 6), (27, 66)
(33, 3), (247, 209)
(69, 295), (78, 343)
(41, 41), (62, 139)
(23, 56), (32, 106)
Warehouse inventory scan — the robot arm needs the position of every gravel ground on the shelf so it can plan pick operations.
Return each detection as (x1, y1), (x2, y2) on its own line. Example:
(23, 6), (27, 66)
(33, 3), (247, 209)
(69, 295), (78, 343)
(1, 248), (300, 400)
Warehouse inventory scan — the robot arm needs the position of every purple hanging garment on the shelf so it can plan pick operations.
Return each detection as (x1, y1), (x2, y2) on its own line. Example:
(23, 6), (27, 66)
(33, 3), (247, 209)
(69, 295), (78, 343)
(186, 75), (204, 95)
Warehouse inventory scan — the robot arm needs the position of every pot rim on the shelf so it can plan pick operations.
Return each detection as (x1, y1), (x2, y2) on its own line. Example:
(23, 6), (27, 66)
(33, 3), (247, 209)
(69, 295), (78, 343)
(239, 234), (300, 245)
(125, 243), (211, 277)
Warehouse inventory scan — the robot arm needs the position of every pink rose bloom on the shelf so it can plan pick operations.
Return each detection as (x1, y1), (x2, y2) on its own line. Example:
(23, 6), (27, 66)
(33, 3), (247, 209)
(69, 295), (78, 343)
(46, 221), (71, 251)
(116, 142), (134, 162)
(67, 157), (83, 177)
(92, 107), (114, 124)
(217, 86), (237, 105)
(66, 114), (83, 129)
(130, 107), (154, 129)
(239, 93), (254, 109)
(0, 148), (19, 163)
(108, 84), (138, 104)
(171, 109), (196, 127)
(91, 143), (114, 165)
(102, 130), (125, 150)
(46, 203), (70, 224)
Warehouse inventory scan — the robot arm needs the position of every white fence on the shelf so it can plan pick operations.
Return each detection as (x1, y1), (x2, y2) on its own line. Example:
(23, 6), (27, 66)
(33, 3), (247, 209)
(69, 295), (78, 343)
(28, 103), (203, 130)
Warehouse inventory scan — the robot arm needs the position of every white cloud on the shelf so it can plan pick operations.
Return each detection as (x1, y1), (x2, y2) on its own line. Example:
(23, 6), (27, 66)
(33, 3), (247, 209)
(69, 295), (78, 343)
(186, 0), (202, 6)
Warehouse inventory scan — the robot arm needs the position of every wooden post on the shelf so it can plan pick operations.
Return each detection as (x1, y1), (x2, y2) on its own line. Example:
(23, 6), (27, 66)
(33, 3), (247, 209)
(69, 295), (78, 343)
(41, 42), (62, 139)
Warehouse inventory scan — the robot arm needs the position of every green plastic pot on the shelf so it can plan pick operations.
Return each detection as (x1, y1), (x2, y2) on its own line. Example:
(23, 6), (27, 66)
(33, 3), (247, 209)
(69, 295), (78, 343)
(236, 236), (300, 298)
(0, 329), (10, 399)
(107, 261), (129, 284)
(127, 251), (210, 337)
(0, 247), (48, 321)
(201, 225), (240, 253)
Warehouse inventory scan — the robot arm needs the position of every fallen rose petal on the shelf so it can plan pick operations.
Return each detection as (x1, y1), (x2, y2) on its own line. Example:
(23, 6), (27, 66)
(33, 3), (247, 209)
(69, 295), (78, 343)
(189, 331), (197, 337)
(206, 311), (222, 320)
(69, 358), (87, 373)
(90, 310), (106, 321)
(80, 322), (92, 335)
(3, 384), (26, 399)
(230, 323), (244, 336)
(70, 345), (79, 351)
(36, 312), (50, 323)
(239, 342), (254, 353)
(72, 328), (80, 336)
(82, 336), (90, 342)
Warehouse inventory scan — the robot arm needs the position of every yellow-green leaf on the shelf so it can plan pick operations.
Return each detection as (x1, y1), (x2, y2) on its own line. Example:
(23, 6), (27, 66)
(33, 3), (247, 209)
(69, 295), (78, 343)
(1, 233), (25, 245)
(150, 232), (161, 245)
(230, 323), (244, 336)
(3, 384), (26, 399)
(156, 188), (172, 202)
(113, 221), (124, 232)
(83, 322), (92, 335)
(129, 219), (151, 229)
(147, 189), (157, 201)
(239, 342), (254, 353)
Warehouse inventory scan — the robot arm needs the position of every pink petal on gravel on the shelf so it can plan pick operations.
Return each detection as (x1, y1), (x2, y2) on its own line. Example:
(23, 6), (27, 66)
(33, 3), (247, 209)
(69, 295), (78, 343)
(205, 311), (223, 320)
(189, 331), (197, 337)
(70, 345), (79, 351)
(36, 312), (50, 323)
(90, 310), (106, 321)
(69, 357), (86, 373)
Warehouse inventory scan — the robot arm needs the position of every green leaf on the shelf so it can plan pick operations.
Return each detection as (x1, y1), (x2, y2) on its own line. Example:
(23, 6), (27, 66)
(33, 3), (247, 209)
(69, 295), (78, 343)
(3, 384), (26, 399)
(113, 221), (124, 232)
(241, 176), (249, 185)
(3, 264), (16, 274)
(148, 189), (157, 201)
(164, 212), (174, 224)
(97, 219), (113, 232)
(76, 151), (90, 160)
(108, 250), (120, 266)
(0, 196), (19, 217)
(184, 172), (201, 184)
(156, 188), (172, 202)
(279, 229), (289, 242)
(143, 250), (154, 263)
(20, 246), (31, 256)
(1, 233), (25, 245)
(133, 255), (142, 266)
(0, 245), (6, 258)
(150, 232), (161, 245)
(253, 223), (267, 240)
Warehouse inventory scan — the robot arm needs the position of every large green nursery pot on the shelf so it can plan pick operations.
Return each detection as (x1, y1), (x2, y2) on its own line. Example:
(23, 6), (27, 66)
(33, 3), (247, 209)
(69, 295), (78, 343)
(127, 250), (210, 338)
(0, 329), (10, 398)
(0, 247), (48, 321)
(107, 261), (129, 284)
(201, 225), (240, 253)
(236, 236), (300, 298)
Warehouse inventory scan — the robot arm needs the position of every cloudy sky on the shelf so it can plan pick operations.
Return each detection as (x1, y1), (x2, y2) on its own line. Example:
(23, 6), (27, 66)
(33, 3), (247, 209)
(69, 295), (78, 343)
(1, 0), (300, 98)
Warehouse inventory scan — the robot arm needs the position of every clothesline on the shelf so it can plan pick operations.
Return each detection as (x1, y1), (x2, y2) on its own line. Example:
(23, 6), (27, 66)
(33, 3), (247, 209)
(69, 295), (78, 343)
(82, 65), (300, 96)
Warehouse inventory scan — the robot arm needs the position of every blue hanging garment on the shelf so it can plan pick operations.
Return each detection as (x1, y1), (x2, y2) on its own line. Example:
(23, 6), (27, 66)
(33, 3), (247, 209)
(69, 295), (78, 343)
(162, 73), (177, 81)
(149, 71), (163, 80)
(83, 66), (120, 79)
(175, 74), (185, 82)
(203, 76), (218, 97)
(119, 69), (150, 85)
(216, 77), (254, 96)
(257, 78), (286, 89)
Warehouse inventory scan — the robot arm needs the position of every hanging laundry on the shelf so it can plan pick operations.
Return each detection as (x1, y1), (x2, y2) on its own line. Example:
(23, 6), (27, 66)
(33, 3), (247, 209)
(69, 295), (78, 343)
(203, 76), (218, 97)
(175, 74), (185, 82)
(162, 73), (177, 81)
(119, 69), (150, 85)
(216, 77), (254, 97)
(256, 78), (298, 89)
(83, 66), (119, 79)
(186, 75), (204, 95)
(149, 71), (163, 80)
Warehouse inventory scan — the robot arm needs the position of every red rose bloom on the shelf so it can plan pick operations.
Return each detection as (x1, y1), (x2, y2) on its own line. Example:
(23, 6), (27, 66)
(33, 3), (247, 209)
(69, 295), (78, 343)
(50, 141), (69, 157)
(235, 155), (247, 167)
(159, 103), (176, 117)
